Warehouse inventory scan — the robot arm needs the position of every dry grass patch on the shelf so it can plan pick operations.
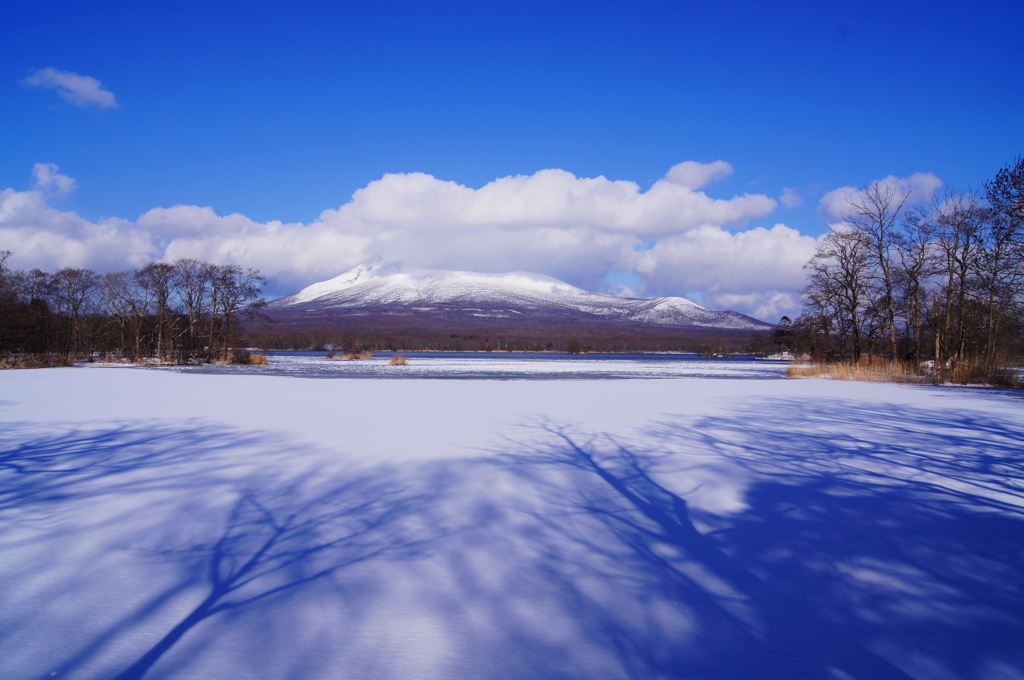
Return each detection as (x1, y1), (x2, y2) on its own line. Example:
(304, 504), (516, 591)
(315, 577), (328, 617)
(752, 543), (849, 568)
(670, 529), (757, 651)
(939, 363), (1022, 387)
(788, 357), (1022, 387)
(388, 354), (408, 366)
(229, 350), (270, 365)
(787, 357), (925, 384)
(327, 350), (374, 361)
(0, 354), (75, 370)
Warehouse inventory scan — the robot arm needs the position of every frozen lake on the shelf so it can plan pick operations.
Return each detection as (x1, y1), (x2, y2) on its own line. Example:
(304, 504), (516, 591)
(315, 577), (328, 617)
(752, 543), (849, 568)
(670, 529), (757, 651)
(169, 351), (791, 380)
(2, 365), (1022, 679)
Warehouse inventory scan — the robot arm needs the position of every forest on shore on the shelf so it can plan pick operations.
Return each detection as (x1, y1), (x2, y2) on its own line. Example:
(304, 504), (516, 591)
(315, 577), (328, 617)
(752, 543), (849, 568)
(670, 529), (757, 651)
(0, 257), (265, 367)
(775, 156), (1023, 381)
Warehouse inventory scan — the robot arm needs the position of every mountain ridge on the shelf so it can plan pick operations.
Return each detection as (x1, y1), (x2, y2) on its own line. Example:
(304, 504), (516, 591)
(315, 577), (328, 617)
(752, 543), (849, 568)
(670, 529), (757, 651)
(264, 260), (772, 334)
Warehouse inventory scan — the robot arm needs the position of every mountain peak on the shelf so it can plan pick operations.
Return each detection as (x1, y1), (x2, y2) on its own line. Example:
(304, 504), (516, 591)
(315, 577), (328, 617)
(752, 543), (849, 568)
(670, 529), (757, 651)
(269, 261), (771, 333)
(290, 260), (589, 305)
(291, 257), (389, 303)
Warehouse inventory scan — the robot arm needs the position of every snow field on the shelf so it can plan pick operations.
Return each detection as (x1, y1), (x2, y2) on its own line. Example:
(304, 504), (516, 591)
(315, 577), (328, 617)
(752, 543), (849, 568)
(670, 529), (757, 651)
(1, 364), (1022, 679)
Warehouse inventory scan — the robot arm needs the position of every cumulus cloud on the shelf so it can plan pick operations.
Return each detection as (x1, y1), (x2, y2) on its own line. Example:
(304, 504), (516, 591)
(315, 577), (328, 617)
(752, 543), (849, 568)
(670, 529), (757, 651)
(329, 165), (775, 237)
(819, 172), (942, 221)
(143, 206), (375, 294)
(606, 284), (638, 298)
(137, 164), (777, 295)
(0, 187), (156, 272)
(631, 224), (819, 320)
(706, 291), (803, 323)
(779, 186), (802, 209)
(21, 67), (118, 109)
(32, 163), (77, 196)
(664, 160), (734, 190)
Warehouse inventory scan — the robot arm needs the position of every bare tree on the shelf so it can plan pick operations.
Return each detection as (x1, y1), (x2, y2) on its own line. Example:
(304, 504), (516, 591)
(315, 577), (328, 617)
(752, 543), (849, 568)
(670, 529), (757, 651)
(841, 182), (913, 358)
(173, 259), (214, 362)
(981, 156), (1024, 364)
(0, 250), (11, 292)
(794, 156), (1024, 375)
(209, 265), (266, 360)
(802, 227), (874, 360)
(929, 189), (987, 366)
(21, 269), (57, 354)
(135, 263), (178, 362)
(101, 271), (152, 360)
(2, 257), (267, 364)
(0, 251), (16, 353)
(798, 269), (841, 359)
(51, 268), (99, 358)
(895, 209), (940, 361)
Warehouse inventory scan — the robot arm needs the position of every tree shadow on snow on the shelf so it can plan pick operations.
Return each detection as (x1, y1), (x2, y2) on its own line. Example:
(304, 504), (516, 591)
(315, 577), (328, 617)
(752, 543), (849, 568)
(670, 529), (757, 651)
(109, 473), (438, 680)
(4, 399), (1024, 680)
(0, 421), (449, 680)
(483, 401), (1024, 679)
(0, 421), (270, 513)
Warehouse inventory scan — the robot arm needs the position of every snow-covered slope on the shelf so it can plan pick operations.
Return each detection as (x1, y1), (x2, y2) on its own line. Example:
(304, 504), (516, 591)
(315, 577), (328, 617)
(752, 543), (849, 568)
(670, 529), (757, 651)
(290, 259), (587, 306)
(268, 259), (771, 331)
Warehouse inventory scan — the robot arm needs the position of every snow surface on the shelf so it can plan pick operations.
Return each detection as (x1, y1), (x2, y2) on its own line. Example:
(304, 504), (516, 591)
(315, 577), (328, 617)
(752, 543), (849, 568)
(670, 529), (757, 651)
(289, 260), (590, 306)
(175, 351), (790, 381)
(2, 359), (1023, 679)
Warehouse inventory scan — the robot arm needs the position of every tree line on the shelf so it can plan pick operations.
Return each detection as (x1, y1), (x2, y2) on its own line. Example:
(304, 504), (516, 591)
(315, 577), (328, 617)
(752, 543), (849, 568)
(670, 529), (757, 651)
(789, 156), (1024, 373)
(0, 256), (265, 365)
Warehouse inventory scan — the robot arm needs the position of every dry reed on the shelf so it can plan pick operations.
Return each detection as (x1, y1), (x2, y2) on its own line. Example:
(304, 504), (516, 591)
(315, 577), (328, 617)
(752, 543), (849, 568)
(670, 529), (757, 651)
(788, 357), (1021, 387)
(0, 354), (75, 369)
(229, 350), (270, 365)
(786, 357), (920, 383)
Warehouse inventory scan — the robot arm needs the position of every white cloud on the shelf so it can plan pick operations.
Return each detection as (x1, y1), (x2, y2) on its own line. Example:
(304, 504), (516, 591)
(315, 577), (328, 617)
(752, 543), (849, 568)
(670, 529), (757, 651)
(631, 224), (819, 319)
(0, 187), (155, 272)
(149, 208), (374, 295)
(328, 166), (775, 237)
(22, 67), (118, 109)
(664, 160), (734, 190)
(779, 186), (802, 209)
(706, 291), (802, 323)
(633, 223), (817, 293)
(32, 163), (77, 196)
(606, 284), (637, 298)
(818, 172), (942, 221)
(149, 164), (774, 294)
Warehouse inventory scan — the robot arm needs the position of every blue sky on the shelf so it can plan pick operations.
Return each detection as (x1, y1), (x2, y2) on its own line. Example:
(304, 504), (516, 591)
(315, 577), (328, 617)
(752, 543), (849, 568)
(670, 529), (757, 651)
(2, 0), (1022, 319)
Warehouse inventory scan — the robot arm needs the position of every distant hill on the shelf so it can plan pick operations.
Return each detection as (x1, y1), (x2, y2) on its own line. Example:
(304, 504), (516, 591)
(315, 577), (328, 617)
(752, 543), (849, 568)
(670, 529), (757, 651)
(260, 260), (772, 344)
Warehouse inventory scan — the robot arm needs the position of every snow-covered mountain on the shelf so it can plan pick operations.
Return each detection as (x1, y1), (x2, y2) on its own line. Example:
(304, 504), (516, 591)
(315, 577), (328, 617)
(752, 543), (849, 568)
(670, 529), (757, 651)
(265, 260), (772, 332)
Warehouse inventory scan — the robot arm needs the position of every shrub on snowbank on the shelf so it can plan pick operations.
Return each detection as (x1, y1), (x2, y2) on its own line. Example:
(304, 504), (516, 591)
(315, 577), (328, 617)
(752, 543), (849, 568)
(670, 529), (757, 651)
(326, 351), (372, 360)
(229, 350), (270, 365)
